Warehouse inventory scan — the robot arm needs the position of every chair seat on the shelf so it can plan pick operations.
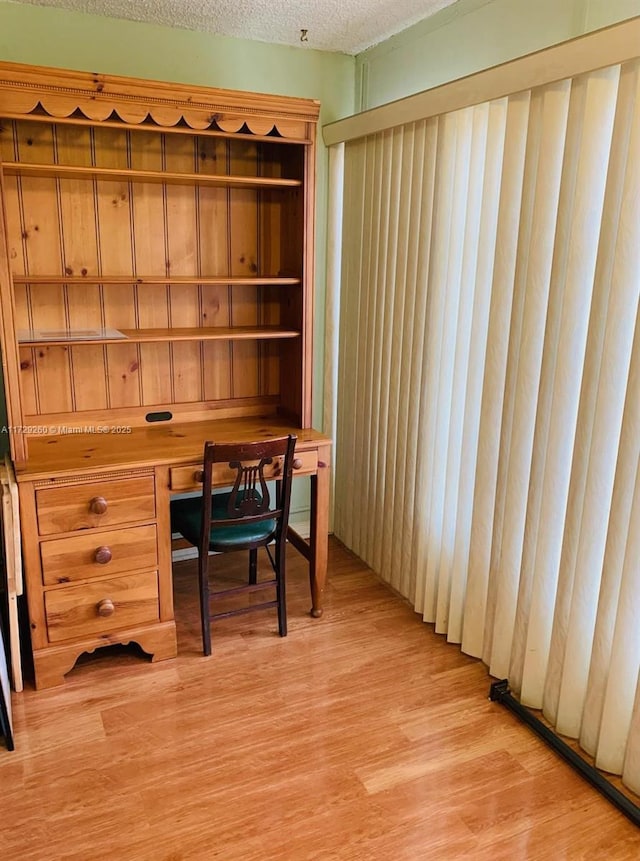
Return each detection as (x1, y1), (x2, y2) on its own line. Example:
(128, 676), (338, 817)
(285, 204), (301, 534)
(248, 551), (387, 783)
(171, 493), (277, 551)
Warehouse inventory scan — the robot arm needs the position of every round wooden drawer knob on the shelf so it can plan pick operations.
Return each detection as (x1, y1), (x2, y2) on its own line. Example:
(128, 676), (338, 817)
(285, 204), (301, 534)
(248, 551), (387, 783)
(97, 598), (115, 617)
(194, 470), (204, 483)
(89, 496), (108, 515)
(94, 545), (112, 565)
(293, 458), (303, 470)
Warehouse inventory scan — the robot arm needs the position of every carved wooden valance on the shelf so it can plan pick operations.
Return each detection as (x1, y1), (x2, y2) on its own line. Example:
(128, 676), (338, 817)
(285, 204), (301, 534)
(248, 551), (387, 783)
(0, 61), (319, 141)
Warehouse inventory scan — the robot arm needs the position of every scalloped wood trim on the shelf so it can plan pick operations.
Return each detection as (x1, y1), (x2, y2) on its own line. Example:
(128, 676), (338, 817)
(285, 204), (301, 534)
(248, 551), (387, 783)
(0, 61), (318, 141)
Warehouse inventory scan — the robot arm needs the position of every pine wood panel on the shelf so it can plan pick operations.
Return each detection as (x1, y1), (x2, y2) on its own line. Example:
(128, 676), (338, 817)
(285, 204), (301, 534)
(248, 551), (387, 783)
(278, 144), (307, 421)
(130, 132), (172, 406)
(229, 140), (260, 398)
(22, 397), (279, 432)
(93, 126), (142, 410)
(165, 133), (203, 404)
(2, 122), (307, 421)
(199, 135), (233, 402)
(15, 122), (73, 414)
(56, 124), (108, 411)
(259, 186), (285, 396)
(0, 124), (37, 423)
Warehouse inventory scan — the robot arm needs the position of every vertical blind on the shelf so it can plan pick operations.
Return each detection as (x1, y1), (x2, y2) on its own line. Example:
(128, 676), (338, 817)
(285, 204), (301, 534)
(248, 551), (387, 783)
(333, 58), (640, 791)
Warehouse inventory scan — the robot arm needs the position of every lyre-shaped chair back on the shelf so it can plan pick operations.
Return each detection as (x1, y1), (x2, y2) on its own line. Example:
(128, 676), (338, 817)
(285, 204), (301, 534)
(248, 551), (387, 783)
(171, 435), (297, 655)
(199, 437), (296, 556)
(227, 456), (273, 518)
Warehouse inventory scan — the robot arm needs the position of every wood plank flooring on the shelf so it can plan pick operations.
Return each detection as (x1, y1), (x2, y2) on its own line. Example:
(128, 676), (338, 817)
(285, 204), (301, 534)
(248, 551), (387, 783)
(2, 538), (639, 860)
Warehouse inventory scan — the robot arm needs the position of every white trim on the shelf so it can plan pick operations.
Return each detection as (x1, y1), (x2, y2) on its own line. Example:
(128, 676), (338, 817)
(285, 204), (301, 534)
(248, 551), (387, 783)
(323, 143), (345, 534)
(323, 16), (640, 145)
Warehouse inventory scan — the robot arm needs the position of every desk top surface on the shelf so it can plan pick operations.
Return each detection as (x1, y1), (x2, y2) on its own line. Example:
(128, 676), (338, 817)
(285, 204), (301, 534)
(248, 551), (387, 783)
(15, 416), (331, 482)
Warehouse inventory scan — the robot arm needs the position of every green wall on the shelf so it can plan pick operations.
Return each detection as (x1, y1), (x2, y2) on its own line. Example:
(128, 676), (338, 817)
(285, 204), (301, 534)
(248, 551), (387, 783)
(356, 0), (640, 110)
(0, 1), (355, 522)
(2, 0), (638, 518)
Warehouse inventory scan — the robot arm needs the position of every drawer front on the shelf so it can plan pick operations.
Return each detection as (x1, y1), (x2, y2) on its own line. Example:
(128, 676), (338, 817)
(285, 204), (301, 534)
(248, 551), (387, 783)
(169, 449), (318, 492)
(41, 524), (158, 586)
(45, 570), (159, 643)
(36, 475), (156, 536)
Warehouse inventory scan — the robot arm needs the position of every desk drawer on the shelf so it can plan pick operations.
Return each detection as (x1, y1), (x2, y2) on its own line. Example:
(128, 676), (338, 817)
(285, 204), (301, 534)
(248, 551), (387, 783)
(169, 450), (318, 492)
(45, 570), (159, 643)
(36, 475), (156, 536)
(40, 524), (158, 586)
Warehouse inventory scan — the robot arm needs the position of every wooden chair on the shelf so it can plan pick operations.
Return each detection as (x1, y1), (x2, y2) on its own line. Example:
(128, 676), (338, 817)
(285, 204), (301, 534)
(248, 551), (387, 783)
(170, 436), (297, 655)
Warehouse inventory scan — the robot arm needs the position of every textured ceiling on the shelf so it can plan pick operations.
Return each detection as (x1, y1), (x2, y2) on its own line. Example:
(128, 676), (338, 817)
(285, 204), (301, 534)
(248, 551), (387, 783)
(16, 0), (460, 54)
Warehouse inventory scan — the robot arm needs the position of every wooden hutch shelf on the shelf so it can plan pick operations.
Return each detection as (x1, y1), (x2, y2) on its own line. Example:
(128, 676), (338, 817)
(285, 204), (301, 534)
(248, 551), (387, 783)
(18, 326), (301, 346)
(12, 276), (301, 285)
(0, 61), (330, 690)
(2, 161), (303, 188)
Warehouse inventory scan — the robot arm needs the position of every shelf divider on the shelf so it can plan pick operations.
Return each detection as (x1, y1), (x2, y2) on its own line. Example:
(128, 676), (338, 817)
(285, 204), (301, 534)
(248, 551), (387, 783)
(2, 162), (302, 189)
(17, 326), (301, 347)
(11, 275), (301, 286)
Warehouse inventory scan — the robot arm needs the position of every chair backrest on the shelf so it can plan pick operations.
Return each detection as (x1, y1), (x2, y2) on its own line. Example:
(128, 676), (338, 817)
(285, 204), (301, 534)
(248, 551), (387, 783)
(198, 435), (297, 553)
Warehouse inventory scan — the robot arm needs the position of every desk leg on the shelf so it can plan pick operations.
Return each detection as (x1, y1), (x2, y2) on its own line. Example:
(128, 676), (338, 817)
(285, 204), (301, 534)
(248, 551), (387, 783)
(309, 445), (330, 618)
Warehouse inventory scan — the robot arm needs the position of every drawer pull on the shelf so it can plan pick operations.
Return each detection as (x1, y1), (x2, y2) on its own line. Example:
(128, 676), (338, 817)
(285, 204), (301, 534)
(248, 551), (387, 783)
(97, 598), (115, 617)
(194, 470), (204, 483)
(293, 458), (303, 470)
(89, 496), (108, 515)
(94, 545), (113, 565)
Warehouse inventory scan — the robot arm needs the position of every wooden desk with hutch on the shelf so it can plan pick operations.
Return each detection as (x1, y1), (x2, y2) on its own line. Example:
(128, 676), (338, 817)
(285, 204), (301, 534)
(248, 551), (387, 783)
(0, 62), (330, 689)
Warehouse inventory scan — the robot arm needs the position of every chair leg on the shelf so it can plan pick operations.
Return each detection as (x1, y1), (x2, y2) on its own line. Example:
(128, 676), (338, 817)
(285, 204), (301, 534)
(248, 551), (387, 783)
(249, 548), (258, 585)
(275, 538), (287, 637)
(198, 551), (212, 656)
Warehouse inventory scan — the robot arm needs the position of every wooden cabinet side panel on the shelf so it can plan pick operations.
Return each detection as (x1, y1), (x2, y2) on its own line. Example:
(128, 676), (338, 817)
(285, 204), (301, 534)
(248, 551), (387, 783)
(0, 174), (27, 461)
(302, 125), (316, 428)
(154, 465), (174, 622)
(17, 480), (46, 647)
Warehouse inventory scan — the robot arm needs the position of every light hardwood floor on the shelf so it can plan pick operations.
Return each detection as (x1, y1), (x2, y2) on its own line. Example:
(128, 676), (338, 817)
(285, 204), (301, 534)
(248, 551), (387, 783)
(2, 538), (639, 860)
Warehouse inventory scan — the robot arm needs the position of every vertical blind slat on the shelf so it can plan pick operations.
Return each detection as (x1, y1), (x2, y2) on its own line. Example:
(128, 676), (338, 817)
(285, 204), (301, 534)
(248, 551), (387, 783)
(590, 310), (640, 775)
(334, 54), (640, 790)
(437, 104), (489, 638)
(462, 91), (530, 662)
(448, 98), (508, 644)
(402, 119), (438, 600)
(550, 61), (640, 736)
(515, 67), (620, 708)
